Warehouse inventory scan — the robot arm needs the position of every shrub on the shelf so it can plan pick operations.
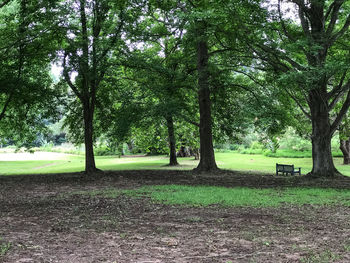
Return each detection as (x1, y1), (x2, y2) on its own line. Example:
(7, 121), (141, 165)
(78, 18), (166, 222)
(250, 141), (264, 150)
(94, 145), (120, 156)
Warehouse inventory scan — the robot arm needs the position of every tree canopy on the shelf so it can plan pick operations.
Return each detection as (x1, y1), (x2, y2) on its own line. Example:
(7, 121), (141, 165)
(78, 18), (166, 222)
(1, 0), (349, 177)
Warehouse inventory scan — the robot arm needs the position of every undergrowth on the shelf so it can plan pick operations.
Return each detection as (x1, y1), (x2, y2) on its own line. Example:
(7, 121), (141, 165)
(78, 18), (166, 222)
(237, 149), (343, 158)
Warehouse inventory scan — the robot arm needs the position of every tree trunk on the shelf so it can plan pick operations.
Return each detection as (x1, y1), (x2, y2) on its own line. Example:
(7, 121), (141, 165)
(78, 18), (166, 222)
(83, 103), (98, 174)
(340, 139), (350, 165)
(191, 148), (200, 160)
(309, 91), (338, 177)
(194, 27), (218, 172)
(166, 115), (179, 166)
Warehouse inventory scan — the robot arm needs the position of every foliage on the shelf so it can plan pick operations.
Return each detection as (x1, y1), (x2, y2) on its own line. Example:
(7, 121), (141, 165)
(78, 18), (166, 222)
(34, 143), (83, 155)
(94, 145), (121, 157)
(0, 0), (63, 149)
(278, 127), (311, 152)
(1, 0), (349, 176)
(251, 0), (350, 176)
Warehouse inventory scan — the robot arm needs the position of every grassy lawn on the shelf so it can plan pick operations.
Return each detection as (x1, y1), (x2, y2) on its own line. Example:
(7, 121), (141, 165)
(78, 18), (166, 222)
(76, 184), (350, 207)
(1, 151), (350, 176)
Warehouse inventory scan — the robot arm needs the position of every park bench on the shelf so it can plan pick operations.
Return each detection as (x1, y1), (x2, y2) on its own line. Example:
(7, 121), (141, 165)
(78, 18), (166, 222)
(276, 163), (301, 176)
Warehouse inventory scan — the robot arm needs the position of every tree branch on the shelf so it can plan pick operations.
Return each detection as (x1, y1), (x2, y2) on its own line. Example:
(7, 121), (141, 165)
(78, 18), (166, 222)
(331, 83), (350, 134)
(208, 48), (232, 56)
(231, 83), (263, 106)
(255, 43), (305, 71)
(327, 69), (348, 99)
(97, 8), (126, 86)
(63, 53), (83, 101)
(284, 88), (311, 119)
(278, 0), (296, 42)
(0, 93), (12, 121)
(325, 1), (336, 21)
(178, 112), (199, 127)
(328, 14), (350, 46)
(325, 0), (343, 36)
(296, 2), (311, 38)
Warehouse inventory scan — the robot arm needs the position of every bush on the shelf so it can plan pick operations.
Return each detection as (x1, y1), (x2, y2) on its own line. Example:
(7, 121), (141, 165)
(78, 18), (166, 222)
(34, 143), (83, 155)
(263, 149), (343, 158)
(278, 127), (311, 152)
(214, 143), (239, 152)
(250, 141), (264, 150)
(94, 145), (120, 156)
(264, 149), (312, 158)
(239, 148), (267, 155)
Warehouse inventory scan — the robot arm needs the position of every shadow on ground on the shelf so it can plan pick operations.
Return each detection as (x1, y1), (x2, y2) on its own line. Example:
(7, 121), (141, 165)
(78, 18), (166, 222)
(1, 170), (350, 262)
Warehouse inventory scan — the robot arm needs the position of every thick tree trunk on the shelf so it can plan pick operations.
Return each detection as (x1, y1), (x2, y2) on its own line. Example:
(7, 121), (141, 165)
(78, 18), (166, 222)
(83, 103), (98, 174)
(166, 115), (179, 166)
(309, 91), (338, 177)
(340, 139), (350, 165)
(194, 30), (218, 172)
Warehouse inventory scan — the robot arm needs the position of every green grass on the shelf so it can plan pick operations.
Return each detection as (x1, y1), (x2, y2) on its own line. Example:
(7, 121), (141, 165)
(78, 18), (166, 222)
(76, 185), (350, 208)
(216, 152), (350, 176)
(0, 236), (11, 257)
(1, 151), (350, 176)
(300, 249), (342, 263)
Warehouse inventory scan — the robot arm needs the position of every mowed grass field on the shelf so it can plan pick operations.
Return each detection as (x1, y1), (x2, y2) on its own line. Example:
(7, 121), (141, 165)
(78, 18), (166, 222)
(1, 151), (350, 176)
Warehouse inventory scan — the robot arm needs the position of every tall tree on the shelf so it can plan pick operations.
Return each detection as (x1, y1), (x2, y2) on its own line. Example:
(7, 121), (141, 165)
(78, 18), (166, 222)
(194, 20), (217, 171)
(184, 0), (262, 171)
(181, 0), (222, 172)
(0, 0), (62, 147)
(60, 0), (129, 174)
(251, 0), (350, 177)
(98, 1), (197, 166)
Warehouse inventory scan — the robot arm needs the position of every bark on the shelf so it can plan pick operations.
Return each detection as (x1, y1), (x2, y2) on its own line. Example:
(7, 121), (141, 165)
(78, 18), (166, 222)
(194, 25), (218, 172)
(177, 146), (199, 160)
(191, 148), (200, 160)
(177, 146), (190, 157)
(83, 102), (98, 174)
(308, 90), (338, 177)
(340, 139), (350, 165)
(166, 115), (179, 166)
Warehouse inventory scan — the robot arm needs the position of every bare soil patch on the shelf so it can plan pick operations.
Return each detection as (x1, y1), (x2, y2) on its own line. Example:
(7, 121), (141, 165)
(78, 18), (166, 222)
(1, 170), (350, 262)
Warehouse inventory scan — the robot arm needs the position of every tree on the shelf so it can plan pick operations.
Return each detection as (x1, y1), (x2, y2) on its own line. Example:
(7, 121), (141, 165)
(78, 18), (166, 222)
(99, 49), (197, 164)
(181, 0), (221, 172)
(183, 0), (264, 171)
(194, 21), (218, 171)
(98, 1), (198, 166)
(0, 0), (62, 147)
(60, 0), (130, 174)
(250, 0), (350, 177)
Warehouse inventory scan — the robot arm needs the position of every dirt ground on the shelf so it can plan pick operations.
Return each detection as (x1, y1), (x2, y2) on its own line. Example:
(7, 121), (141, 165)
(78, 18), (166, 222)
(1, 170), (350, 263)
